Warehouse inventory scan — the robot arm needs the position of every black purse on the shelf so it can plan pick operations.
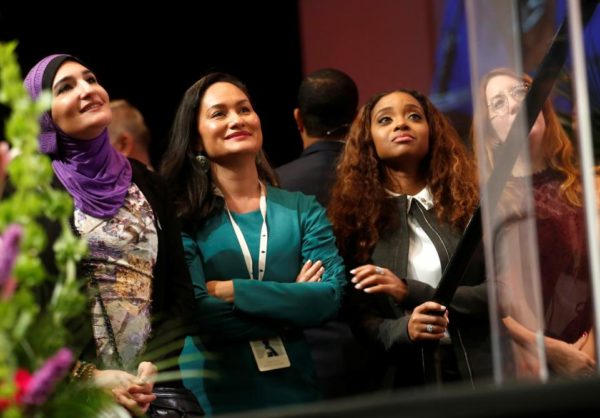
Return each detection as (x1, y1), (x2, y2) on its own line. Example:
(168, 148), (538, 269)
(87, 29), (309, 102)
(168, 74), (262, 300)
(147, 386), (204, 418)
(92, 279), (204, 417)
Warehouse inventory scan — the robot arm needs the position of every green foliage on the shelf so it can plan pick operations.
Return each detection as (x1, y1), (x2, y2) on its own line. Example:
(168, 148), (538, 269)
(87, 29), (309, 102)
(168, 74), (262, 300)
(0, 41), (109, 417)
(29, 382), (114, 418)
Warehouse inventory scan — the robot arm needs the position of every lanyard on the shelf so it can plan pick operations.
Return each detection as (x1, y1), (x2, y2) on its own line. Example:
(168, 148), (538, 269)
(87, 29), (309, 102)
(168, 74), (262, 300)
(225, 183), (268, 281)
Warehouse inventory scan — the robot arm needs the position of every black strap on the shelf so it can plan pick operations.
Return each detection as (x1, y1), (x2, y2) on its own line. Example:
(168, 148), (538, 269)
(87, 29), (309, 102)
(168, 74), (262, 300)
(90, 275), (125, 369)
(408, 200), (450, 385)
(397, 197), (410, 279)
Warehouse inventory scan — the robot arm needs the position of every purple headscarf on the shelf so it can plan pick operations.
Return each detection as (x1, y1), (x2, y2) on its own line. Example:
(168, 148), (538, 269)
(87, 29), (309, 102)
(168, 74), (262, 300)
(24, 54), (132, 219)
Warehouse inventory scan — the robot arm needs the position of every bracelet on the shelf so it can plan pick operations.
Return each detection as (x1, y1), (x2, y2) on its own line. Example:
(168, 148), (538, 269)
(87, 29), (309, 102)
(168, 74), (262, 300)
(72, 361), (97, 381)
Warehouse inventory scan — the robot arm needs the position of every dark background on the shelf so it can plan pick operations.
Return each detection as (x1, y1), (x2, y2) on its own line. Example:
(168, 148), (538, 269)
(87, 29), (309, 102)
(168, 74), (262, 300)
(0, 2), (304, 168)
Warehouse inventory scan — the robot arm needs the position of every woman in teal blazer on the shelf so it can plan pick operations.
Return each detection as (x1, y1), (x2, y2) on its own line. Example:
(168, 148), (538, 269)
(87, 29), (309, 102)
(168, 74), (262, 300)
(161, 72), (346, 415)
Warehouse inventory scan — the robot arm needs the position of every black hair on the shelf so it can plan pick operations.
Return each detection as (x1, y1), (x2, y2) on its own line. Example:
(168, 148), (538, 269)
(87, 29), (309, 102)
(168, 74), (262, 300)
(160, 72), (278, 231)
(297, 68), (359, 138)
(42, 55), (83, 89)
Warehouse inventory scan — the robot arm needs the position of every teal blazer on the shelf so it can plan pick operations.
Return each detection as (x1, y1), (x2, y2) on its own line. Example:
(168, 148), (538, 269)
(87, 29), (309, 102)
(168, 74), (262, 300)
(181, 187), (345, 415)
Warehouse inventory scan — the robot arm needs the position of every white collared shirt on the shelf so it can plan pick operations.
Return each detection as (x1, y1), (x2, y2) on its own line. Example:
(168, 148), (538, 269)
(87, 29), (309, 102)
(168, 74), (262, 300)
(387, 186), (442, 287)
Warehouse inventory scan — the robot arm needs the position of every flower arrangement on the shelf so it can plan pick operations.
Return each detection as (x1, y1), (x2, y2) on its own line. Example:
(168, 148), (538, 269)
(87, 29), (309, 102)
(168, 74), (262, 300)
(0, 42), (114, 418)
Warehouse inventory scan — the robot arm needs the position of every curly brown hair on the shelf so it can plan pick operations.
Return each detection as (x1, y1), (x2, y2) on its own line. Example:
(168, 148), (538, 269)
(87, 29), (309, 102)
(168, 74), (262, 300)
(473, 68), (581, 207)
(328, 89), (479, 264)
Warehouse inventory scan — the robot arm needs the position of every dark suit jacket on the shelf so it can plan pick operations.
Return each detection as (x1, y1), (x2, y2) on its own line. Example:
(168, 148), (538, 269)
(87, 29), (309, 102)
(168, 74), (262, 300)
(276, 140), (344, 207)
(348, 196), (492, 388)
(277, 140), (379, 398)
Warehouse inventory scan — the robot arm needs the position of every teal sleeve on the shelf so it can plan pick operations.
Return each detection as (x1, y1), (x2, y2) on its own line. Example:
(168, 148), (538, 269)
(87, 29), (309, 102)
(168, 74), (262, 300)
(233, 196), (346, 327)
(183, 232), (283, 342)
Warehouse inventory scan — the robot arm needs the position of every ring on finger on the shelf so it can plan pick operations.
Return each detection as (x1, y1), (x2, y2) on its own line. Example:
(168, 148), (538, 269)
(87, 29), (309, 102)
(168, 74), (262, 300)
(375, 266), (384, 275)
(426, 324), (434, 333)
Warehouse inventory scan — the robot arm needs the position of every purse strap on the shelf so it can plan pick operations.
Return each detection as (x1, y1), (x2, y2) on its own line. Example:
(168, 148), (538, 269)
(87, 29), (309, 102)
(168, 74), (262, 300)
(90, 275), (125, 369)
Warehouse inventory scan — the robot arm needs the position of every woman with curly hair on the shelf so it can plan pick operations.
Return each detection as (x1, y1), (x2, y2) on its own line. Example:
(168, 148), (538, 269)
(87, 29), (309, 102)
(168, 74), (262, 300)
(475, 68), (595, 377)
(328, 89), (491, 388)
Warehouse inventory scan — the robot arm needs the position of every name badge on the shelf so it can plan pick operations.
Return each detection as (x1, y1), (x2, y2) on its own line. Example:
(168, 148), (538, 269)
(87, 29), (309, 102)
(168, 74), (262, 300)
(249, 337), (291, 372)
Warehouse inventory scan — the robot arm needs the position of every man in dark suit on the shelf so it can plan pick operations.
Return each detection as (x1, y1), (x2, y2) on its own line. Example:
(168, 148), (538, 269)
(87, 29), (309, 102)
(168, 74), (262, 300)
(277, 68), (358, 207)
(278, 69), (377, 399)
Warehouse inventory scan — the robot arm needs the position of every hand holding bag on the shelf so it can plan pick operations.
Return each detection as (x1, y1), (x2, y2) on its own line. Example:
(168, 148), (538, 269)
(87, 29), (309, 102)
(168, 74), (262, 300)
(92, 279), (203, 417)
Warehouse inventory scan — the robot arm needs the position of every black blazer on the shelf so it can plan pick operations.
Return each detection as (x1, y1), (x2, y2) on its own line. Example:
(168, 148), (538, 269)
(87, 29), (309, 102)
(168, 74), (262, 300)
(276, 140), (344, 207)
(127, 160), (196, 369)
(347, 196), (492, 388)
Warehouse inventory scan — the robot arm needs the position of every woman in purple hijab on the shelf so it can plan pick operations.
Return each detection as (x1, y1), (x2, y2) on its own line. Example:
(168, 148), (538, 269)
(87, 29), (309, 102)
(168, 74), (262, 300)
(24, 54), (202, 416)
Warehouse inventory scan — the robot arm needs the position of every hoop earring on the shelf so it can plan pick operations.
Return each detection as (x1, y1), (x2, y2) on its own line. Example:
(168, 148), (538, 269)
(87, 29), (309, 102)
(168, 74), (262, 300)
(195, 154), (210, 173)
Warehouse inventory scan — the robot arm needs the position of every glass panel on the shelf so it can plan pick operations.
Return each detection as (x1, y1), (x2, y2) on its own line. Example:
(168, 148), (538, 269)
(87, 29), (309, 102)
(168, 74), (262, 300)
(467, 0), (599, 383)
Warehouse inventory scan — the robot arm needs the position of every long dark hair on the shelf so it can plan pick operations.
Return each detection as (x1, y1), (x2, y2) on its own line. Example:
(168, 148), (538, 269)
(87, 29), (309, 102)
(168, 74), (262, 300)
(160, 72), (278, 231)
